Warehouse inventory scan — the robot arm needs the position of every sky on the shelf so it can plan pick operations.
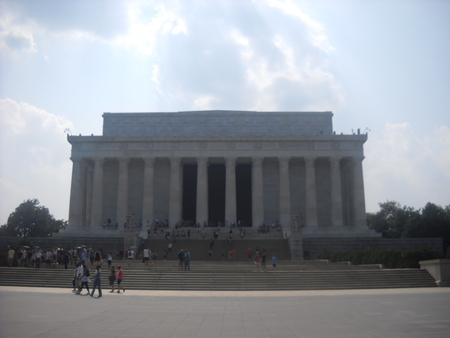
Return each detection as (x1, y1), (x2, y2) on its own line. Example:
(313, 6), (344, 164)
(0, 0), (449, 224)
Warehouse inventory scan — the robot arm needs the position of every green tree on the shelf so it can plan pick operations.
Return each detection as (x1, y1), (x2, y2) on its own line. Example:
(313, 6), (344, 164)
(0, 199), (66, 237)
(368, 201), (450, 254)
(366, 201), (418, 238)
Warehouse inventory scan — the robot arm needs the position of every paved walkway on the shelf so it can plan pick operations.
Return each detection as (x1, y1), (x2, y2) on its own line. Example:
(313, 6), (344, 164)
(1, 286), (449, 338)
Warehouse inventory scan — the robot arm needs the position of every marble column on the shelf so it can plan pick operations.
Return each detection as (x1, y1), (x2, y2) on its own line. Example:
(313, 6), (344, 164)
(279, 157), (291, 229)
(225, 157), (237, 226)
(352, 156), (367, 228)
(142, 158), (155, 226)
(330, 157), (344, 227)
(252, 157), (264, 227)
(169, 157), (182, 226)
(305, 157), (318, 228)
(91, 158), (105, 229)
(116, 157), (129, 227)
(68, 158), (83, 229)
(196, 157), (208, 226)
(79, 161), (87, 227)
(85, 166), (93, 228)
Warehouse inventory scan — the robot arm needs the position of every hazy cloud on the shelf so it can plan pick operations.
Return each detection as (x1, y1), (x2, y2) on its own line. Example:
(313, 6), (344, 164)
(0, 99), (74, 223)
(365, 123), (450, 211)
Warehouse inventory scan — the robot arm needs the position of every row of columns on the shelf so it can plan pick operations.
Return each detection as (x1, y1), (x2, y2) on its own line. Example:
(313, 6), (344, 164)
(68, 156), (366, 231)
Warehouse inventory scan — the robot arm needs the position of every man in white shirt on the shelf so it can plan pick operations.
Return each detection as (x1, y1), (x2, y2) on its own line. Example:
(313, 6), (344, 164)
(143, 248), (150, 266)
(75, 262), (84, 294)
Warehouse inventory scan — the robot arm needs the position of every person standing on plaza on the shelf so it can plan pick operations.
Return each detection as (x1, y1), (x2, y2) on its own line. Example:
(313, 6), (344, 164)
(184, 251), (190, 271)
(116, 266), (125, 293)
(272, 254), (277, 272)
(247, 248), (252, 260)
(90, 265), (102, 298)
(152, 251), (157, 266)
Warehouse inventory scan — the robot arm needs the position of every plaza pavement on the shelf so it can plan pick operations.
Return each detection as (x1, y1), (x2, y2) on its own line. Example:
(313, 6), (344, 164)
(0, 286), (449, 338)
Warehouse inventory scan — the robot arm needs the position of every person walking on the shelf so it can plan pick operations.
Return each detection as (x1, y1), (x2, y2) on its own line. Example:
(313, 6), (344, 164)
(90, 265), (102, 298)
(272, 254), (277, 272)
(75, 262), (84, 294)
(109, 265), (116, 292)
(80, 264), (90, 295)
(116, 266), (125, 293)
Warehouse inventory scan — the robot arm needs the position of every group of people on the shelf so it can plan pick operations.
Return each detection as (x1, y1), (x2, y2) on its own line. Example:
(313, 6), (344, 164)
(177, 249), (191, 271)
(247, 248), (277, 272)
(72, 250), (125, 298)
(141, 248), (158, 266)
(6, 246), (99, 270)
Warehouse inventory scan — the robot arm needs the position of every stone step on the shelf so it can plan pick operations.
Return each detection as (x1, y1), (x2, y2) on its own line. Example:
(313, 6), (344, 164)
(0, 263), (437, 290)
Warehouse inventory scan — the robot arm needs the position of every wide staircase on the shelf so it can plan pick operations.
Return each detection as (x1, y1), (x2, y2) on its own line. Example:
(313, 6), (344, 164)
(0, 259), (437, 291)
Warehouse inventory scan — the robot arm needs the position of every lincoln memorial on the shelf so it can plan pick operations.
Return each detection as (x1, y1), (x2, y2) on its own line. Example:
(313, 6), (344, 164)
(61, 110), (378, 239)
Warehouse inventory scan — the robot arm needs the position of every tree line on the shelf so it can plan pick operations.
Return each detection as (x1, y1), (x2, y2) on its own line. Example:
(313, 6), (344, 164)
(367, 201), (450, 253)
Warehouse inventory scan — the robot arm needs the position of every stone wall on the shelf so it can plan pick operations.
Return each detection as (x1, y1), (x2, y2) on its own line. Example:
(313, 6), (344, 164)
(304, 237), (444, 260)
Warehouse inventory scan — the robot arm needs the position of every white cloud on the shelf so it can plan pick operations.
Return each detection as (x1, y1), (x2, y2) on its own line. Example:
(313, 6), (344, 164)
(0, 12), (38, 57)
(266, 0), (334, 53)
(0, 99), (74, 223)
(111, 3), (187, 56)
(364, 123), (450, 211)
(192, 95), (220, 110)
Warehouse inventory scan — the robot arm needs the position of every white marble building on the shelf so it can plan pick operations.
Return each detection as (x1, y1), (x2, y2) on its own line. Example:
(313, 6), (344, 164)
(62, 110), (378, 238)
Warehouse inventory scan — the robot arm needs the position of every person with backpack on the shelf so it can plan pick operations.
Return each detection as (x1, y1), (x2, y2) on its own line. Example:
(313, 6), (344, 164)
(127, 249), (134, 266)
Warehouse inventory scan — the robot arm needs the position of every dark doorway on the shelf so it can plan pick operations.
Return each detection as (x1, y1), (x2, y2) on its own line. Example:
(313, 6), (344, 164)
(236, 164), (252, 226)
(182, 164), (197, 222)
(208, 164), (225, 225)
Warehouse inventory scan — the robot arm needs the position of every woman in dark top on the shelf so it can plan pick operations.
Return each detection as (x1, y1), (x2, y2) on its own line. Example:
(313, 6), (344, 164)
(94, 249), (102, 267)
